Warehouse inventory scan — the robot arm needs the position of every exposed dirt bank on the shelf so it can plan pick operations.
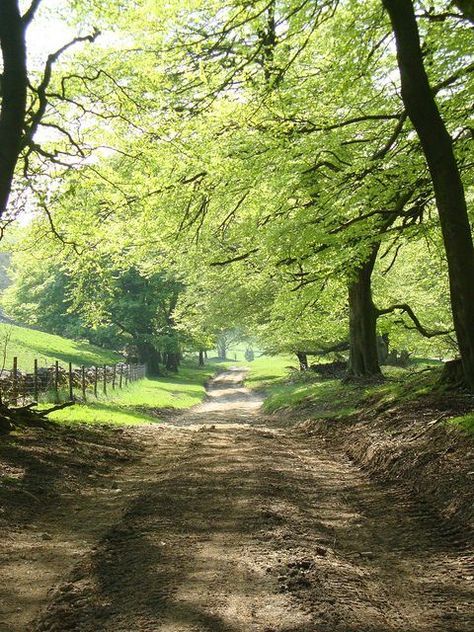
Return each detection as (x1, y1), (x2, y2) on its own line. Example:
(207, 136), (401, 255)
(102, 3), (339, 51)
(0, 369), (472, 631)
(291, 389), (474, 537)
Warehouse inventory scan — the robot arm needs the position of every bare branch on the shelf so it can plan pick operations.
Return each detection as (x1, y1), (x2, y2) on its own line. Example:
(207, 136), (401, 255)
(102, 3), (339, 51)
(22, 0), (42, 26)
(23, 30), (100, 149)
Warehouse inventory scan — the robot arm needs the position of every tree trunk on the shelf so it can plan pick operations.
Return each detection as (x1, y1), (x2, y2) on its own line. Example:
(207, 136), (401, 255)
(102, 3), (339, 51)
(383, 0), (474, 391)
(198, 350), (205, 366)
(166, 351), (179, 372)
(136, 341), (161, 376)
(440, 358), (467, 387)
(296, 351), (308, 371)
(217, 343), (227, 360)
(348, 248), (382, 377)
(0, 1), (28, 216)
(377, 334), (389, 365)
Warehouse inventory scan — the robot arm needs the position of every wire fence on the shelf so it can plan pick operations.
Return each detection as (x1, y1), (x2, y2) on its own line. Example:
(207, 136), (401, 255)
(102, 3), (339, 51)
(0, 357), (146, 406)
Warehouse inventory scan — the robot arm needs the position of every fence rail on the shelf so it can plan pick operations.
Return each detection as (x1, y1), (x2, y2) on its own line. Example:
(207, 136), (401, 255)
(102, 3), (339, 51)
(0, 358), (146, 406)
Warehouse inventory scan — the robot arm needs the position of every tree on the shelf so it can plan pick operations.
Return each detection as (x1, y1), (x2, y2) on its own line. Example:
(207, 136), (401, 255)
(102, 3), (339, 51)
(0, 0), (28, 215)
(70, 265), (184, 375)
(11, 0), (471, 393)
(382, 0), (474, 388)
(0, 253), (120, 347)
(0, 0), (99, 217)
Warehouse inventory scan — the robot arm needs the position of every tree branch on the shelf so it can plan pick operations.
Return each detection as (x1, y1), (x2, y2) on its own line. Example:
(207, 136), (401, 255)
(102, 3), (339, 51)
(210, 248), (259, 266)
(23, 30), (100, 149)
(22, 0), (42, 26)
(377, 303), (453, 338)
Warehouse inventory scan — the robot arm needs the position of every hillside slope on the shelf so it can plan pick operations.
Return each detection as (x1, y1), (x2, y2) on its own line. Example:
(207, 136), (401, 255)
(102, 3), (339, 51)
(0, 322), (122, 370)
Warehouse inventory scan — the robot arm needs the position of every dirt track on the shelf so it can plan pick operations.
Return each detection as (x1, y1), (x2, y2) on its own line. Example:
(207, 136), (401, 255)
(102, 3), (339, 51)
(2, 369), (473, 631)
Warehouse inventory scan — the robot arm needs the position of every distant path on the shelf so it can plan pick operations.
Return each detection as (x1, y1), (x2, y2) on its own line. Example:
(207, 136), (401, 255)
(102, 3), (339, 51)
(172, 367), (263, 426)
(6, 369), (473, 631)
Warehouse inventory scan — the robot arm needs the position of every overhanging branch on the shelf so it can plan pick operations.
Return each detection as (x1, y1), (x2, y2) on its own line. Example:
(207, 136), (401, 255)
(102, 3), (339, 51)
(377, 303), (453, 338)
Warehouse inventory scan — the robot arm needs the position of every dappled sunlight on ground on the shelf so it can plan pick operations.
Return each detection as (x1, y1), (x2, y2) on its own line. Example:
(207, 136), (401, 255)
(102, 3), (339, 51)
(1, 370), (472, 631)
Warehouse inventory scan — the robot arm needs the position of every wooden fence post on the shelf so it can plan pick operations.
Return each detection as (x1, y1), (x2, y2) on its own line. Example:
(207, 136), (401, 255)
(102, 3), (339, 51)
(94, 365), (98, 398)
(103, 364), (107, 395)
(34, 358), (38, 402)
(81, 365), (86, 401)
(112, 364), (116, 390)
(12, 356), (18, 406)
(54, 360), (59, 403)
(68, 362), (74, 402)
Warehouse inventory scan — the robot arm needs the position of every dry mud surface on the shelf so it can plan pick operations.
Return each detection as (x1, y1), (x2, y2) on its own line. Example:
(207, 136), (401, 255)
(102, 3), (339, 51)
(1, 368), (473, 631)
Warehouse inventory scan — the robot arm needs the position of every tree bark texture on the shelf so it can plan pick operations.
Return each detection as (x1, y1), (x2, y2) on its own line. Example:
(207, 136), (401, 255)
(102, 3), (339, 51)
(136, 341), (161, 375)
(166, 351), (179, 372)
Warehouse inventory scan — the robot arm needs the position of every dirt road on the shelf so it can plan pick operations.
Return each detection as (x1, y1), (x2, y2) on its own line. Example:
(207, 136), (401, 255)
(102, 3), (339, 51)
(2, 369), (473, 631)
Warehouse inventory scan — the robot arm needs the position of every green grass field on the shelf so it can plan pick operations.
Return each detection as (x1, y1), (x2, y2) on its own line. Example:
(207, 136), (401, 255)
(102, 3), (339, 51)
(0, 322), (122, 369)
(243, 354), (295, 389)
(48, 360), (233, 425)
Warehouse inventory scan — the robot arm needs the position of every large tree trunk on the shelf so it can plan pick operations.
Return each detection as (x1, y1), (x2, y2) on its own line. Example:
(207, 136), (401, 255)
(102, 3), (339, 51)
(198, 350), (205, 366)
(0, 1), (28, 215)
(377, 334), (389, 365)
(383, 0), (474, 391)
(136, 341), (161, 376)
(295, 351), (308, 371)
(348, 248), (382, 378)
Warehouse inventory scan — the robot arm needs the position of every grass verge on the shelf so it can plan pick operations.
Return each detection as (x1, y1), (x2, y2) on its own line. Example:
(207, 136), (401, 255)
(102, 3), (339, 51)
(242, 354), (295, 390)
(245, 357), (474, 435)
(260, 366), (447, 416)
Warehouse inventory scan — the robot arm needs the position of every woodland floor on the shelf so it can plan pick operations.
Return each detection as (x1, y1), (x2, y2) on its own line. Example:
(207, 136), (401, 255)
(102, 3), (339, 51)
(0, 369), (473, 631)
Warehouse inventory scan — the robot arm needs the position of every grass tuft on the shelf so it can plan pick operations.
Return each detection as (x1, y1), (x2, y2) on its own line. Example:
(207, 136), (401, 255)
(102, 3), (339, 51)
(448, 413), (474, 434)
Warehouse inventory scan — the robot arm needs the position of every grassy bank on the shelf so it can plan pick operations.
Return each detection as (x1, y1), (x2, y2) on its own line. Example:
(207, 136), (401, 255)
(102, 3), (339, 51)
(48, 360), (233, 425)
(245, 356), (474, 435)
(449, 413), (474, 434)
(242, 354), (294, 389)
(0, 322), (122, 368)
(262, 366), (446, 414)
